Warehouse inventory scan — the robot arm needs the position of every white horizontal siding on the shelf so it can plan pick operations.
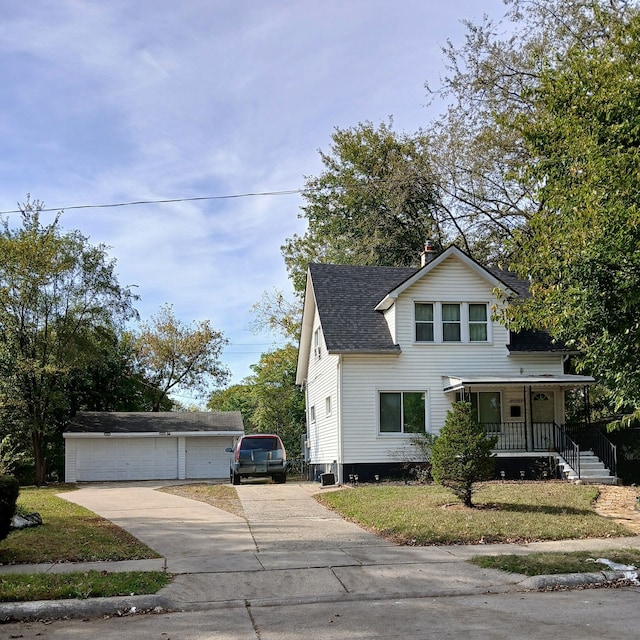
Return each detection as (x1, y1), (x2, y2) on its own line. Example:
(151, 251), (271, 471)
(306, 313), (340, 465)
(341, 354), (426, 464)
(383, 305), (397, 342)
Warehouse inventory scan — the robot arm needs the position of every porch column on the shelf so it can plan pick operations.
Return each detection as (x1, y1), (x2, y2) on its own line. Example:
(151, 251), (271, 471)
(583, 385), (592, 428)
(525, 385), (533, 452)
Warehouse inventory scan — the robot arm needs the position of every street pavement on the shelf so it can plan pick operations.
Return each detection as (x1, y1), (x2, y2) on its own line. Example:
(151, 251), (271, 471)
(1, 480), (640, 622)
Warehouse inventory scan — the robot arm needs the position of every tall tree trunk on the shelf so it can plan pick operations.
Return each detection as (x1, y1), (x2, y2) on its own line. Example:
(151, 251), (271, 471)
(32, 430), (46, 486)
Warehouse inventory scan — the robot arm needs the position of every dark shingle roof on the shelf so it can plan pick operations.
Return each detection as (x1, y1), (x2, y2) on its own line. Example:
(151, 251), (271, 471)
(66, 411), (244, 434)
(310, 263), (417, 353)
(486, 267), (531, 297)
(507, 329), (572, 353)
(309, 259), (562, 354)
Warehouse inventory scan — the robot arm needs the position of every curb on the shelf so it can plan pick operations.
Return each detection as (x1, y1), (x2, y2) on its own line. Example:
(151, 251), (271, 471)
(1, 571), (637, 622)
(519, 570), (635, 590)
(0, 594), (175, 623)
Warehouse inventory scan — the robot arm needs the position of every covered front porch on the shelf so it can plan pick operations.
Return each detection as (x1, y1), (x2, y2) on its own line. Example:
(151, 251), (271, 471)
(443, 373), (616, 482)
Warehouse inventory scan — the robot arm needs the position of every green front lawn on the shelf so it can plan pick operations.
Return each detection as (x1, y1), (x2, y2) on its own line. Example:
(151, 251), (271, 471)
(316, 482), (632, 545)
(470, 548), (640, 576)
(0, 570), (170, 602)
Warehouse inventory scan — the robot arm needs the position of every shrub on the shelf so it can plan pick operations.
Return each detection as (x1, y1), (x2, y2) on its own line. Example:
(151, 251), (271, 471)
(430, 402), (497, 507)
(393, 432), (435, 482)
(0, 475), (19, 541)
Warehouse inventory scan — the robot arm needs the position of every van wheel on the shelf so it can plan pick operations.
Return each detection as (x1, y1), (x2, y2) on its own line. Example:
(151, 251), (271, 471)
(273, 474), (286, 484)
(232, 471), (240, 485)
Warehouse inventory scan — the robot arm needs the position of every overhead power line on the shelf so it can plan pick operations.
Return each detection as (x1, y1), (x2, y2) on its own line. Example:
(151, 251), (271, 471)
(0, 188), (304, 215)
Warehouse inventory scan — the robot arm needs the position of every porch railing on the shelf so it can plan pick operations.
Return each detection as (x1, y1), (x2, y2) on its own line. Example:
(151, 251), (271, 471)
(482, 422), (527, 450)
(483, 421), (581, 477)
(482, 421), (562, 451)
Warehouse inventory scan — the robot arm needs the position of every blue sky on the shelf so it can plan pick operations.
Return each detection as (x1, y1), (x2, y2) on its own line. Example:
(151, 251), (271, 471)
(0, 0), (506, 403)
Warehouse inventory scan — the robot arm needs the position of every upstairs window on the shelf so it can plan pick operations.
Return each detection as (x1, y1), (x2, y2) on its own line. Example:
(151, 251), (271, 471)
(415, 303), (434, 342)
(469, 304), (488, 342)
(442, 304), (461, 342)
(313, 328), (321, 358)
(414, 302), (490, 343)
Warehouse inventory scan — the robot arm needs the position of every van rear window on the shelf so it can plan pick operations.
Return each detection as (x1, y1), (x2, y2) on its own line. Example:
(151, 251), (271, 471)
(240, 438), (279, 451)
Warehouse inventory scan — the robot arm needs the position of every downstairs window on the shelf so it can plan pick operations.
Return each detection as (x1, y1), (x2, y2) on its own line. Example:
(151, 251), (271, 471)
(379, 392), (426, 434)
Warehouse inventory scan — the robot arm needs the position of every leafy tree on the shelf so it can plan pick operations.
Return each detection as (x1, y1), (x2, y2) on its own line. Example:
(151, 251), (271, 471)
(503, 7), (640, 427)
(425, 0), (635, 265)
(65, 327), (173, 413)
(247, 344), (305, 456)
(430, 402), (496, 507)
(0, 198), (138, 484)
(250, 288), (301, 340)
(207, 384), (257, 432)
(133, 303), (230, 412)
(283, 120), (443, 293)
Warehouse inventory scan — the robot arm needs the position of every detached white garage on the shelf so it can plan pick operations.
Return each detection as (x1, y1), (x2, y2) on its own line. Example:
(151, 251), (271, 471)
(64, 411), (244, 483)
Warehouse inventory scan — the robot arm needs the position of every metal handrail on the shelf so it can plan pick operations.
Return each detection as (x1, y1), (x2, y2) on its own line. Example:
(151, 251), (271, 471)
(590, 429), (617, 478)
(553, 423), (580, 479)
(565, 423), (617, 478)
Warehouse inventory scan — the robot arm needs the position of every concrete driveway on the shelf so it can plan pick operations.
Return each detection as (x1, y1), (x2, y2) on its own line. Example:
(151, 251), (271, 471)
(59, 479), (527, 609)
(62, 480), (391, 573)
(234, 481), (394, 552)
(62, 481), (256, 566)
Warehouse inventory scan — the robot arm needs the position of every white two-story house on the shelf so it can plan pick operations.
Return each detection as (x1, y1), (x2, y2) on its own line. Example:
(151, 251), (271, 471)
(295, 244), (613, 484)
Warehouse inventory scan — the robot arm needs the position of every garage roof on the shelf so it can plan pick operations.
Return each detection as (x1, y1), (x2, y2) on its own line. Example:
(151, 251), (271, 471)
(66, 411), (244, 434)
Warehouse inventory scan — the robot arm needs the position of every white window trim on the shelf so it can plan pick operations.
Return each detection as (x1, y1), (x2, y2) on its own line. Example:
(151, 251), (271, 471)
(468, 302), (489, 343)
(414, 302), (435, 342)
(313, 328), (322, 359)
(325, 396), (332, 417)
(377, 389), (430, 436)
(414, 301), (492, 344)
(309, 405), (316, 423)
(441, 302), (462, 342)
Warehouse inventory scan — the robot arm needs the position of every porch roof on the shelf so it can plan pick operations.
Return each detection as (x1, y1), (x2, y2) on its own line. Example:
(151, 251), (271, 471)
(442, 373), (595, 393)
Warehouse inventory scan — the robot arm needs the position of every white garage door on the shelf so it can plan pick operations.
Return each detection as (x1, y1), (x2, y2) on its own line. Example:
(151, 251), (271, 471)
(74, 437), (178, 481)
(185, 436), (233, 479)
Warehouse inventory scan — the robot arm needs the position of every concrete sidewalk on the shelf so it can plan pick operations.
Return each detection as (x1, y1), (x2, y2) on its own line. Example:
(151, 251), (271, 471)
(1, 481), (639, 621)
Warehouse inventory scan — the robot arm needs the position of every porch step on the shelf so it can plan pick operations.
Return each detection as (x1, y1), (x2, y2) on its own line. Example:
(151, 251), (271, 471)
(559, 450), (617, 485)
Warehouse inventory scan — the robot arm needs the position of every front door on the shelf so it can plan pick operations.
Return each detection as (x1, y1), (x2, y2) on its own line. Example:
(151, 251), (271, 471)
(532, 391), (555, 423)
(531, 391), (556, 450)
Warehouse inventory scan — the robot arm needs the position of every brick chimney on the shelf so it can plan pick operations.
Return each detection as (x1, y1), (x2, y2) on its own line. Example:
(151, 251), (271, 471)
(420, 240), (437, 267)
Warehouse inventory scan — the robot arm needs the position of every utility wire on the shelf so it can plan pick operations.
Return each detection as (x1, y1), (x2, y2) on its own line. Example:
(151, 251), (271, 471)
(0, 188), (304, 215)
